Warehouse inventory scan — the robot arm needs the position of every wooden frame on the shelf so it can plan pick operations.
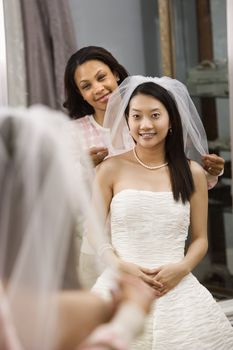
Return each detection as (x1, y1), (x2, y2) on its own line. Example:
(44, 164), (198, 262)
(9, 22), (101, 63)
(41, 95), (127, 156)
(158, 0), (175, 77)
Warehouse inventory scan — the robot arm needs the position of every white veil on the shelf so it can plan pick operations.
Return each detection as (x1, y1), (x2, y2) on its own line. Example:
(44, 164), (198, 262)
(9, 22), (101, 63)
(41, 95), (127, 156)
(0, 105), (104, 350)
(103, 76), (209, 163)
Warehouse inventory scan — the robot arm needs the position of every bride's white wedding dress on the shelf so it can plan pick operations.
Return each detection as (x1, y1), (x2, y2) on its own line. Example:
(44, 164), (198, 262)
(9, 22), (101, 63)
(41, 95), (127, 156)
(92, 190), (233, 349)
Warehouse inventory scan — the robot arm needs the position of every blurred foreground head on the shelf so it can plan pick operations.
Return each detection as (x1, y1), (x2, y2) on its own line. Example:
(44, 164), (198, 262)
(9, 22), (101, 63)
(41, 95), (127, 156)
(0, 105), (92, 349)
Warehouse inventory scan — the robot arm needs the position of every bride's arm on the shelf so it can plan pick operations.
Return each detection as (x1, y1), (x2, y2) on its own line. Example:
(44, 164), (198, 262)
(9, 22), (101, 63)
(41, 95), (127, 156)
(150, 161), (208, 295)
(54, 290), (116, 350)
(181, 161), (208, 272)
(86, 157), (119, 268)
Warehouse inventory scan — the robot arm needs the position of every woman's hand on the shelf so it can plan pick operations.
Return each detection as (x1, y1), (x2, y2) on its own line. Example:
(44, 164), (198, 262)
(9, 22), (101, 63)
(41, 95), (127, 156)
(116, 273), (156, 314)
(118, 261), (163, 296)
(142, 262), (188, 296)
(89, 146), (109, 166)
(202, 153), (224, 176)
(79, 274), (155, 350)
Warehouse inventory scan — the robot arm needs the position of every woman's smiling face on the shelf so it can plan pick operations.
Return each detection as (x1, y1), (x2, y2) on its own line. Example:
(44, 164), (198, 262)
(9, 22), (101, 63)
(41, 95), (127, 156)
(74, 59), (119, 115)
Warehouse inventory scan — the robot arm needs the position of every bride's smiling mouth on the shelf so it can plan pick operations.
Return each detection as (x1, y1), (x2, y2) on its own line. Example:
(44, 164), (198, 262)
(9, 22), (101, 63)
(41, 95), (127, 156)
(139, 132), (157, 139)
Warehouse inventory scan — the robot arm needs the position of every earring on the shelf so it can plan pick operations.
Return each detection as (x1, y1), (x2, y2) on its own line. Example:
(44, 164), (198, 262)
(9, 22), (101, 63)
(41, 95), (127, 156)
(169, 128), (172, 135)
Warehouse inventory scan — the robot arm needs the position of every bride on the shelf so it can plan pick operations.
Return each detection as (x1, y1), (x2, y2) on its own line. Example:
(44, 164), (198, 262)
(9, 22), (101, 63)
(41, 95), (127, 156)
(89, 76), (233, 349)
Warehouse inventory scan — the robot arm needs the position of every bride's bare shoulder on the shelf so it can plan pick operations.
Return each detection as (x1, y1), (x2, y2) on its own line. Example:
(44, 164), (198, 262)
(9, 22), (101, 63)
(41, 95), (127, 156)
(189, 160), (207, 189)
(97, 151), (132, 173)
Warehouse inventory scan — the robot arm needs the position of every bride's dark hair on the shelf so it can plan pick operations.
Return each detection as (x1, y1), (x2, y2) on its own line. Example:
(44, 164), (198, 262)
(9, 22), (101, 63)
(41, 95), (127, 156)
(125, 82), (195, 203)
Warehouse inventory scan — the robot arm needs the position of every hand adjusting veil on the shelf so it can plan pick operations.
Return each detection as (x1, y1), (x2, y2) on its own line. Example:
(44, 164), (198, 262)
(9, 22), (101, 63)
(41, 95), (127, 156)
(0, 105), (103, 350)
(103, 76), (209, 163)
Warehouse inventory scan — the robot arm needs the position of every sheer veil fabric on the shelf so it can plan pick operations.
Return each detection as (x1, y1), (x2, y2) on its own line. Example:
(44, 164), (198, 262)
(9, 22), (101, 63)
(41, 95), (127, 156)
(103, 76), (209, 163)
(0, 105), (104, 349)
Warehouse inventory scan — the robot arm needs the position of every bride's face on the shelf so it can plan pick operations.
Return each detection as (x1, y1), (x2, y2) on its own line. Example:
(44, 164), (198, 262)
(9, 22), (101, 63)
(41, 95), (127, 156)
(127, 93), (170, 149)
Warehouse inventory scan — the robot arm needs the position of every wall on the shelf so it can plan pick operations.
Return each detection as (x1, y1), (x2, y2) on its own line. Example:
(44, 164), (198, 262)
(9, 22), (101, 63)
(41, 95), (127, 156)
(69, 0), (146, 75)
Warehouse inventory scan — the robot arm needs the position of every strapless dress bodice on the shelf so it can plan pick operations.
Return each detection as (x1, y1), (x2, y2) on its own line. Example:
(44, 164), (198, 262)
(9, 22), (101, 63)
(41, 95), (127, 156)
(110, 189), (190, 267)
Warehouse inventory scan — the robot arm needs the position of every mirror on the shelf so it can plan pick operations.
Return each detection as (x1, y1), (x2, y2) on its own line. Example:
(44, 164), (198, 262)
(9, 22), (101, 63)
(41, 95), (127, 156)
(1, 0), (233, 316)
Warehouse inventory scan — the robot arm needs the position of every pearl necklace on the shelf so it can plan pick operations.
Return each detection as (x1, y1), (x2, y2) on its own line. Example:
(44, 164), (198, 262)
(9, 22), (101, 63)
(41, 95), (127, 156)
(133, 147), (168, 170)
